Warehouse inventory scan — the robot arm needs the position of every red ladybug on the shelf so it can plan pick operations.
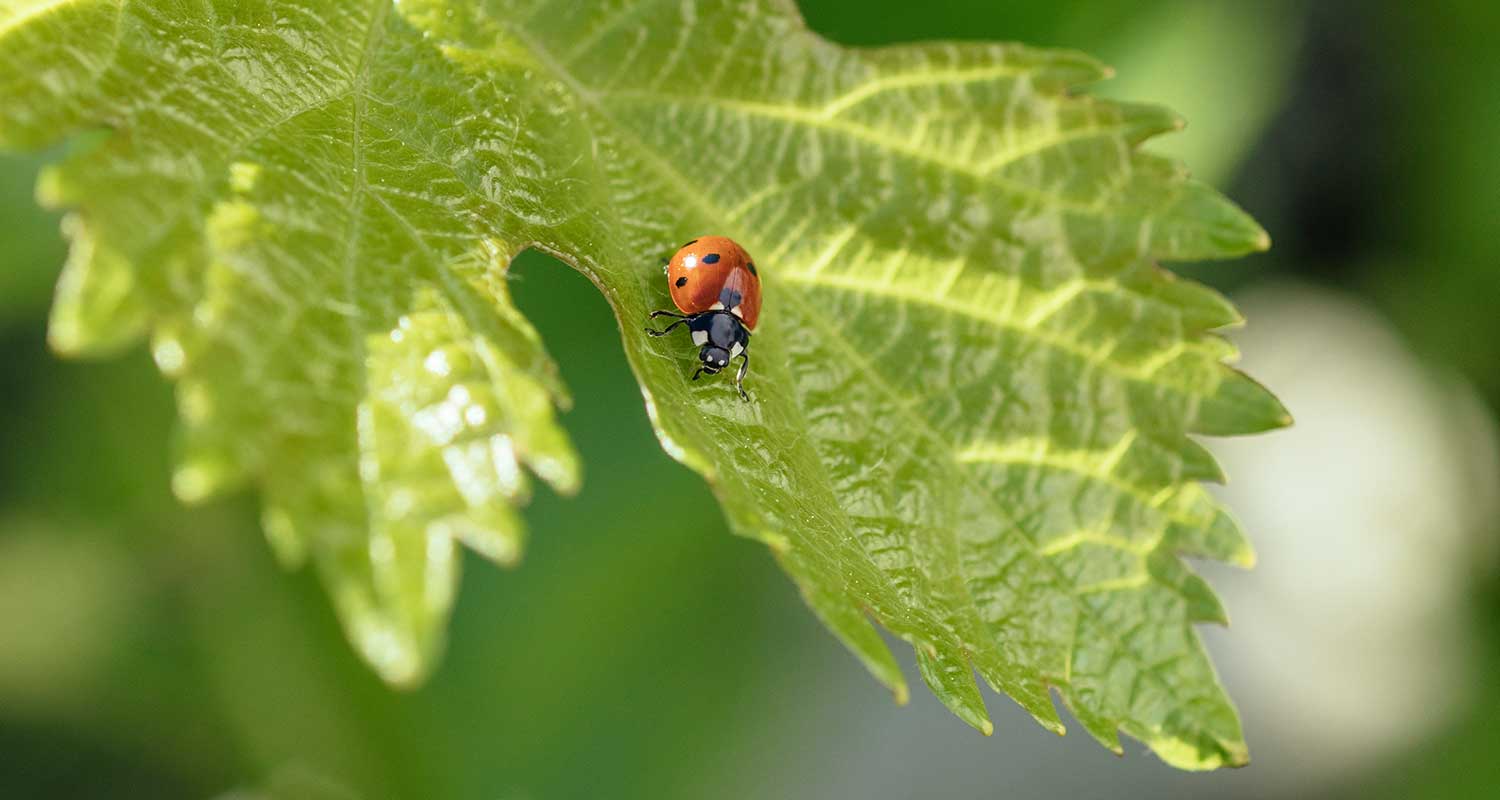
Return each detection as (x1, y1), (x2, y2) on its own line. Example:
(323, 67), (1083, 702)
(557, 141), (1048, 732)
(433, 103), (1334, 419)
(645, 236), (762, 400)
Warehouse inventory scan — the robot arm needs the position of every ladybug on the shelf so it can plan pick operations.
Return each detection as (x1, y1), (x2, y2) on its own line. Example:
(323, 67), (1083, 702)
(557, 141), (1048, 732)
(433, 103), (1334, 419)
(645, 236), (762, 401)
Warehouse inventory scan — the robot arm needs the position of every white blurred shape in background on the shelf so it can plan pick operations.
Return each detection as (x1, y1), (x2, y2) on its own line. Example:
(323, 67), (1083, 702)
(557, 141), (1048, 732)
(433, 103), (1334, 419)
(1205, 280), (1500, 791)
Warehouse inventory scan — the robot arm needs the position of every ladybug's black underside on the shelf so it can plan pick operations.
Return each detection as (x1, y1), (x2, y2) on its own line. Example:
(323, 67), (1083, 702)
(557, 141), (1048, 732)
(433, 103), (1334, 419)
(644, 309), (753, 401)
(688, 311), (750, 359)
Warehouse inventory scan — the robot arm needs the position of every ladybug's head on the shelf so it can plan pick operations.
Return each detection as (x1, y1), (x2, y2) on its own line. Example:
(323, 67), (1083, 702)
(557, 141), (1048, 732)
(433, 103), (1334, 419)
(698, 345), (731, 374)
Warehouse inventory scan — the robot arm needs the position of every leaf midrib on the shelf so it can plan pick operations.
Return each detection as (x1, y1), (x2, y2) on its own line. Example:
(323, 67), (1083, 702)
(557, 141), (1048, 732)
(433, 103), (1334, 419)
(603, 88), (1156, 201)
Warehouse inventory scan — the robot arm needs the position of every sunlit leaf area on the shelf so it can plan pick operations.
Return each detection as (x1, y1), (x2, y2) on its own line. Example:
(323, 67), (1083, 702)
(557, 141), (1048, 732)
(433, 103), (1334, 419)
(2, 1), (1497, 798)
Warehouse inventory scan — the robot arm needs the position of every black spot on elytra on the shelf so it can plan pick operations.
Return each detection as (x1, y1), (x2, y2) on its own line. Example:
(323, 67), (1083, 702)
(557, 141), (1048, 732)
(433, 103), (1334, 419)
(703, 253), (721, 264)
(675, 276), (688, 287)
(682, 239), (698, 248)
(719, 286), (743, 308)
(747, 262), (757, 276)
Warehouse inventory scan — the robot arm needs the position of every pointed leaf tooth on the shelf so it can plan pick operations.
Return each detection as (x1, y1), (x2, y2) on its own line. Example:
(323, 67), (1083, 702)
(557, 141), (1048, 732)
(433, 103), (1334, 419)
(1146, 550), (1228, 625)
(46, 215), (149, 357)
(1142, 178), (1273, 262)
(1161, 487), (1256, 568)
(914, 642), (993, 736)
(1124, 266), (1244, 331)
(1193, 367), (1294, 435)
(972, 662), (1065, 735)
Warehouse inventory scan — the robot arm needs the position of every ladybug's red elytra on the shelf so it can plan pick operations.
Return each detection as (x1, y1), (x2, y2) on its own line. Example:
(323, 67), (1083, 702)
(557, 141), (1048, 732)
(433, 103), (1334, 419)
(644, 236), (762, 401)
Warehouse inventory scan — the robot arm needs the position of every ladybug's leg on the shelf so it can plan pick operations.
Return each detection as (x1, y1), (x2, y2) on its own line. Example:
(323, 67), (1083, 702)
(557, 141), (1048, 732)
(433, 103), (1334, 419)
(645, 310), (690, 337)
(644, 318), (688, 336)
(691, 367), (705, 381)
(733, 352), (751, 402)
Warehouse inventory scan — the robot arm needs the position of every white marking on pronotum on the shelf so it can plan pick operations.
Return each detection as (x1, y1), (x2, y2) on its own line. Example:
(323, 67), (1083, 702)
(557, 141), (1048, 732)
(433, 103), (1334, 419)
(710, 301), (725, 310)
(692, 330), (709, 346)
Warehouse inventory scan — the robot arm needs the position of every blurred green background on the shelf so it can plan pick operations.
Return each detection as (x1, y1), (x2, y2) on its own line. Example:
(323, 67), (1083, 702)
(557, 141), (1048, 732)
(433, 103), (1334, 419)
(3, 1), (1498, 797)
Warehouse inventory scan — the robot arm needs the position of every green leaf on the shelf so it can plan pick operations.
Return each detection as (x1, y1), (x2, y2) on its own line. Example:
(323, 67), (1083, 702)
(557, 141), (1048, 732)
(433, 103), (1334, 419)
(0, 0), (1287, 768)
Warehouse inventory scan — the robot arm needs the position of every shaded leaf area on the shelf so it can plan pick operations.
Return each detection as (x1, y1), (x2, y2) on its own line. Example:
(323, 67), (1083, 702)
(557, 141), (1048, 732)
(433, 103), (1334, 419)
(1, 0), (582, 683)
(0, 0), (1285, 768)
